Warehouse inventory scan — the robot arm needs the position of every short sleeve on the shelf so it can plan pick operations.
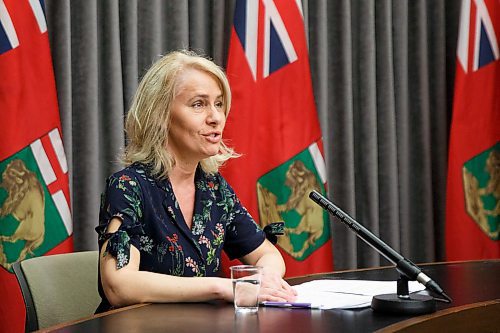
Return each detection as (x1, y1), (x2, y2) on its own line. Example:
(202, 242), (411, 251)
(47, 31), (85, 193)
(221, 179), (265, 260)
(96, 171), (145, 269)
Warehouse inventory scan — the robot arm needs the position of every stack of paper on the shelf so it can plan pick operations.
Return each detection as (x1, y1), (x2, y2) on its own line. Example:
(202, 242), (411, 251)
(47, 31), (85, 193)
(263, 279), (426, 309)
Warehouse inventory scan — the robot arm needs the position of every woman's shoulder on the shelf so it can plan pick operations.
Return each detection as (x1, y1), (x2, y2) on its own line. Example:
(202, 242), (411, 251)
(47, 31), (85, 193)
(108, 163), (151, 181)
(106, 163), (160, 191)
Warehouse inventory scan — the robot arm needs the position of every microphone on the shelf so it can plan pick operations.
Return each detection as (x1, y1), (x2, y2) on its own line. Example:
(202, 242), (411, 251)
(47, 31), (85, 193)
(309, 190), (452, 303)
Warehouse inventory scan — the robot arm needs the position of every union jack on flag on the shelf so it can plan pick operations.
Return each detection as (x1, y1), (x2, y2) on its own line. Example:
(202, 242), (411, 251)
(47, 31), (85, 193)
(456, 0), (499, 72)
(233, 0), (301, 80)
(0, 0), (47, 54)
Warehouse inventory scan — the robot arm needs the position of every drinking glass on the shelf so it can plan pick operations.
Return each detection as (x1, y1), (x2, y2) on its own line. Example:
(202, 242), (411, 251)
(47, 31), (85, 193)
(230, 265), (262, 313)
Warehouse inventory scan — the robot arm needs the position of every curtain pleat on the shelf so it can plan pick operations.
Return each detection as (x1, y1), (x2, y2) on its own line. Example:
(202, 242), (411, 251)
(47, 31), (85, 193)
(118, 0), (139, 115)
(44, 0), (461, 270)
(374, 0), (399, 263)
(426, 0), (448, 260)
(406, 0), (435, 263)
(99, 0), (125, 175)
(67, 1), (101, 250)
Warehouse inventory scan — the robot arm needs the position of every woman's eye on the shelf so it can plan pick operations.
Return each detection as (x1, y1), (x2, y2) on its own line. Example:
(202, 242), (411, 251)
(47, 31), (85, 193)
(192, 101), (204, 108)
(215, 101), (224, 109)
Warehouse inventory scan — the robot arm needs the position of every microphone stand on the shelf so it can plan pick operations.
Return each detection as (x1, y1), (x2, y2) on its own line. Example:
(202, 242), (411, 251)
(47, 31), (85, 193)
(309, 190), (452, 315)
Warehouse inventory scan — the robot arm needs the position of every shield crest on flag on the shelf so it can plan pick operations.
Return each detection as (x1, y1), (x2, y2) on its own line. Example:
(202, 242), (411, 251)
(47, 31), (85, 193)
(0, 129), (72, 272)
(256, 142), (330, 260)
(462, 142), (500, 241)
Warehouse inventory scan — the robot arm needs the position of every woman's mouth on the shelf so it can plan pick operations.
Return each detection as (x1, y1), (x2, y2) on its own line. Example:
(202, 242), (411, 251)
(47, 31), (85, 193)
(202, 132), (221, 143)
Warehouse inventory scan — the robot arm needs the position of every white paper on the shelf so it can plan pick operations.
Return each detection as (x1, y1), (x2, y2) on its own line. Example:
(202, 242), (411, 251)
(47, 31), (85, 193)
(292, 279), (426, 309)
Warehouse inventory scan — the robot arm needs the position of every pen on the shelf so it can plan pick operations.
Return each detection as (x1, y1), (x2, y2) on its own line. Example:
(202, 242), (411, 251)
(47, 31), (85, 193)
(262, 301), (312, 308)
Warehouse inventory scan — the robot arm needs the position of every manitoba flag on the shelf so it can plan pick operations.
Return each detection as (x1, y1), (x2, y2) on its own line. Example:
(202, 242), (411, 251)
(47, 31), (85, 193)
(445, 0), (499, 260)
(0, 0), (73, 331)
(223, 0), (333, 276)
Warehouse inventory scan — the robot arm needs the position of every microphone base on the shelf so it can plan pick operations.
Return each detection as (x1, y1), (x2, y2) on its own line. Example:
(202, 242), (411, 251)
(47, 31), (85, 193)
(371, 293), (436, 315)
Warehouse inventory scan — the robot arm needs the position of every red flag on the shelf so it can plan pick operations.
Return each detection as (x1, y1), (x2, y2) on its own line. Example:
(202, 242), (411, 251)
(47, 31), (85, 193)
(445, 0), (499, 260)
(0, 0), (73, 331)
(223, 0), (333, 277)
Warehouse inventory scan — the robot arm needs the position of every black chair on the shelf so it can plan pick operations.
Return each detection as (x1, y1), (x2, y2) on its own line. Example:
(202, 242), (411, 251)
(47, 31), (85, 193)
(12, 251), (100, 332)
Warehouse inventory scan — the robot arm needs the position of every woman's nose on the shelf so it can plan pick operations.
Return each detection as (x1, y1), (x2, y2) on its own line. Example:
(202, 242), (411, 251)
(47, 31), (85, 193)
(207, 105), (223, 124)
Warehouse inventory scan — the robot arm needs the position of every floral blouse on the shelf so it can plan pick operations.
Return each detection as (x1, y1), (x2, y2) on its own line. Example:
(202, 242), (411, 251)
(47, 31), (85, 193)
(95, 163), (265, 312)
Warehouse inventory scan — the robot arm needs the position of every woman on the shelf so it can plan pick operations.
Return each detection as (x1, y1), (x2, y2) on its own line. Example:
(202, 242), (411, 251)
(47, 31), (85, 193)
(95, 50), (296, 312)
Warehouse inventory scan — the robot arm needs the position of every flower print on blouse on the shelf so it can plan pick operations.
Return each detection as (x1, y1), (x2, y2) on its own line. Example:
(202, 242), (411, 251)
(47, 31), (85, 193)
(95, 163), (265, 310)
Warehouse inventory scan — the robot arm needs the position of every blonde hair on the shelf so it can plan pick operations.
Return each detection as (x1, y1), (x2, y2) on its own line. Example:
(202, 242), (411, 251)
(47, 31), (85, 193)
(123, 50), (238, 179)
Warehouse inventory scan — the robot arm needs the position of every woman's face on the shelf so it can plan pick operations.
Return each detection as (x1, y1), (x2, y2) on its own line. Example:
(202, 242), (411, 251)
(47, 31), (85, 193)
(167, 68), (226, 165)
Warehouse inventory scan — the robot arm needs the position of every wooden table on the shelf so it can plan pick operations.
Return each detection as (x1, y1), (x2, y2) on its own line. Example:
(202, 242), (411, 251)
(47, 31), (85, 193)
(40, 260), (500, 333)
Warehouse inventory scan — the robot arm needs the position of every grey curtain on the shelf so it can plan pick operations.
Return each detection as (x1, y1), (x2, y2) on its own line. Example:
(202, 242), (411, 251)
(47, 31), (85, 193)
(44, 0), (461, 270)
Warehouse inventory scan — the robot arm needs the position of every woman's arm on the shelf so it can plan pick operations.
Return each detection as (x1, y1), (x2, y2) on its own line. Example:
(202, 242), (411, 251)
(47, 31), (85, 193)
(100, 218), (233, 307)
(240, 239), (297, 302)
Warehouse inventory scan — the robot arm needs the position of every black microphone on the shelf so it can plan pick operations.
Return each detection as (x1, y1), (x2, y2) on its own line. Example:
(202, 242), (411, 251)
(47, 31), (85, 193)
(309, 190), (452, 303)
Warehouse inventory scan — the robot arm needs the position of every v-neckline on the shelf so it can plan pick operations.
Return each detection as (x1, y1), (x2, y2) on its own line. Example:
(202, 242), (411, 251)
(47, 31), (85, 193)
(162, 167), (202, 234)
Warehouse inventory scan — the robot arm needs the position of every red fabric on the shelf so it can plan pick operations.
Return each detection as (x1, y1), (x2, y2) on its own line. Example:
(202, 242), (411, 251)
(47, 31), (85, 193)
(222, 0), (333, 277)
(0, 1), (73, 332)
(445, 0), (499, 260)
